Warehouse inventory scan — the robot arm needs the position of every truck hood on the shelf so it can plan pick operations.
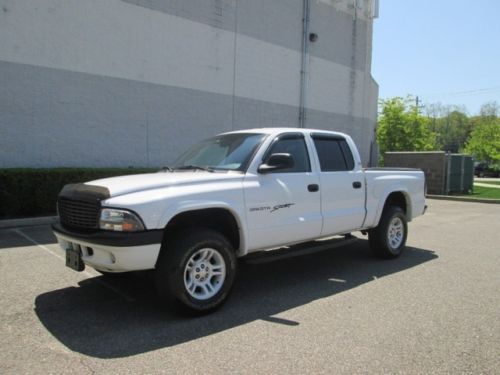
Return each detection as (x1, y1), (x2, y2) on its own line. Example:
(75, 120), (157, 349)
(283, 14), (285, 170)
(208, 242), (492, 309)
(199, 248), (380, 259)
(87, 171), (244, 197)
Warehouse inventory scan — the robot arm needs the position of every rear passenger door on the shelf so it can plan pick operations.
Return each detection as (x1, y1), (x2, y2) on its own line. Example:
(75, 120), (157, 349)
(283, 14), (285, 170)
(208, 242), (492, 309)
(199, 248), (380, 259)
(311, 134), (366, 236)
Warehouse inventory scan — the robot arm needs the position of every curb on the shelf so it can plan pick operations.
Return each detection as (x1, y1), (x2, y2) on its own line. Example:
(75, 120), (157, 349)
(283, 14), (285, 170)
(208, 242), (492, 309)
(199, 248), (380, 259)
(474, 183), (500, 189)
(0, 216), (58, 229)
(427, 195), (500, 204)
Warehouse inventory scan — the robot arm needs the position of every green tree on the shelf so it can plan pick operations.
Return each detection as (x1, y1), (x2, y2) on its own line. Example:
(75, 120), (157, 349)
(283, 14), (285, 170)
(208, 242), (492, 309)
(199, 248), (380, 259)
(465, 108), (500, 167)
(479, 101), (499, 118)
(425, 103), (472, 153)
(377, 97), (437, 163)
(439, 110), (471, 152)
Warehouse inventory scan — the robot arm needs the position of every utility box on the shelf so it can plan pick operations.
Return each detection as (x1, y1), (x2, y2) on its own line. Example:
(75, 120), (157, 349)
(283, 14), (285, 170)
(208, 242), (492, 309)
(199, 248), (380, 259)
(445, 154), (474, 194)
(384, 152), (474, 195)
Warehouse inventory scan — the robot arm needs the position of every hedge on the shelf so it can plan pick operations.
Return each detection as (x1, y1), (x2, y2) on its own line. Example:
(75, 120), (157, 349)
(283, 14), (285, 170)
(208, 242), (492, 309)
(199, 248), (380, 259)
(0, 168), (156, 219)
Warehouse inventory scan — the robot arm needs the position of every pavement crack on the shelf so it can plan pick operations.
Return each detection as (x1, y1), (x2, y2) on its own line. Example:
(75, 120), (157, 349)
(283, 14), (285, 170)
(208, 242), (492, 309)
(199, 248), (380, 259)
(79, 357), (96, 375)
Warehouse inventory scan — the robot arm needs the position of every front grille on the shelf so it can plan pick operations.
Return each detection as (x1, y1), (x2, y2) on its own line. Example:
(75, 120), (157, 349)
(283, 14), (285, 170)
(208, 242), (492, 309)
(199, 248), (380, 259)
(58, 197), (100, 230)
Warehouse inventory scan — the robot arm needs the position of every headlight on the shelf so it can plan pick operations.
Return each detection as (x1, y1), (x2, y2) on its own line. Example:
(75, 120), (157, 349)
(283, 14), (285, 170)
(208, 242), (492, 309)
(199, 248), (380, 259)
(99, 208), (145, 232)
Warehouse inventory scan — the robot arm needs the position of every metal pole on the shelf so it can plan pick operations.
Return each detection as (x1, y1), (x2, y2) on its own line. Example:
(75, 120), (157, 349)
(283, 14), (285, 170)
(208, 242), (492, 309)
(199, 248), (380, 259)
(445, 153), (451, 195)
(460, 156), (465, 193)
(299, 0), (310, 128)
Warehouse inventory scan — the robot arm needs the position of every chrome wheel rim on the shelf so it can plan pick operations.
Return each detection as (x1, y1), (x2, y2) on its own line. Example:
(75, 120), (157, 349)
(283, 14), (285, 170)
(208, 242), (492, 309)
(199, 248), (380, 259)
(387, 217), (404, 250)
(184, 248), (226, 300)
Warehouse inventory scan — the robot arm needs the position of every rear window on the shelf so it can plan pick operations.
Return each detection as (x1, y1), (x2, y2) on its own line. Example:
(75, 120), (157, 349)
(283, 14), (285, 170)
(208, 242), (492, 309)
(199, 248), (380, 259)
(312, 136), (355, 171)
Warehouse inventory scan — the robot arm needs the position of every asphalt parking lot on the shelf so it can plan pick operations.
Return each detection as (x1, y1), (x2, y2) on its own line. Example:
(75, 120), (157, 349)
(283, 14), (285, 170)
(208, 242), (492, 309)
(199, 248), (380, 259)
(1, 200), (499, 374)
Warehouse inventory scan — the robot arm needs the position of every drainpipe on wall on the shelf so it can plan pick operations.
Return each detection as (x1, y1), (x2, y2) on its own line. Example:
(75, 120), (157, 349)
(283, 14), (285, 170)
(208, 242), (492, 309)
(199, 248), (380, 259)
(299, 0), (310, 128)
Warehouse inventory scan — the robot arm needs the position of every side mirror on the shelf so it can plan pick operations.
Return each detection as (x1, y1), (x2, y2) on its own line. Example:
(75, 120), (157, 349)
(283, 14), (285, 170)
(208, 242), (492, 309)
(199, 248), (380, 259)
(258, 153), (294, 174)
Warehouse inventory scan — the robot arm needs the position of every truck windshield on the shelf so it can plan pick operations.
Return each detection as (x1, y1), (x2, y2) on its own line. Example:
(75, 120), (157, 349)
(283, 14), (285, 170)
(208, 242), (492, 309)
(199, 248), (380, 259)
(172, 133), (266, 172)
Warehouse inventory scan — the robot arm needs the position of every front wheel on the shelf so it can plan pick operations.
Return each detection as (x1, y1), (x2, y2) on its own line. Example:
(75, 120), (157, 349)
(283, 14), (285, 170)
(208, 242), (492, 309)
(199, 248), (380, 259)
(155, 228), (237, 314)
(369, 206), (408, 259)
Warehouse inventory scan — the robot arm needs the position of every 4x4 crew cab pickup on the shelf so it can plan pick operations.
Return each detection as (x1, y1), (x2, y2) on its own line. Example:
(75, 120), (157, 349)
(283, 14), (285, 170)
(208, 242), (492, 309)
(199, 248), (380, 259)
(53, 128), (426, 312)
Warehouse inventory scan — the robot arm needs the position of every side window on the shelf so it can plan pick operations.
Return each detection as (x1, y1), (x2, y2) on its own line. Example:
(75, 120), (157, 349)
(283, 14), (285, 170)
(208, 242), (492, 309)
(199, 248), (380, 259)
(339, 140), (355, 170)
(313, 137), (355, 171)
(265, 135), (311, 173)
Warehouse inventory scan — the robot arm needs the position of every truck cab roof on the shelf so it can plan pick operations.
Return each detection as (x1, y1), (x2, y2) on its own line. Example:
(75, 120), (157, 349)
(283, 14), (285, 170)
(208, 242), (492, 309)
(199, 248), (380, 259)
(222, 127), (350, 139)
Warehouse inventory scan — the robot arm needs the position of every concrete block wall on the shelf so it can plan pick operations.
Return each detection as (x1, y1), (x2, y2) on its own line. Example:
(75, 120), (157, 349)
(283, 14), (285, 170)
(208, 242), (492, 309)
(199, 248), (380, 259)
(384, 152), (447, 195)
(0, 0), (378, 168)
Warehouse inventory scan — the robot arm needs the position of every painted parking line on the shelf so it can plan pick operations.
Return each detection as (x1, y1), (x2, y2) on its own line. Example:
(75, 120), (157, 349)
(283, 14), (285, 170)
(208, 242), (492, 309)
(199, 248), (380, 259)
(14, 228), (136, 302)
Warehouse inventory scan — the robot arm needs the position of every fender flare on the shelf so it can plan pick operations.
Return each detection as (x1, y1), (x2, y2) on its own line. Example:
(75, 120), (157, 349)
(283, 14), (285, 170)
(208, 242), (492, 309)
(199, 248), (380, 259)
(158, 200), (248, 256)
(373, 187), (412, 226)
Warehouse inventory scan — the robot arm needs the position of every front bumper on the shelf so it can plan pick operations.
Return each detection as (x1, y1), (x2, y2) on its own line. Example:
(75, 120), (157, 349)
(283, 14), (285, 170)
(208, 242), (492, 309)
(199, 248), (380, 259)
(52, 223), (163, 272)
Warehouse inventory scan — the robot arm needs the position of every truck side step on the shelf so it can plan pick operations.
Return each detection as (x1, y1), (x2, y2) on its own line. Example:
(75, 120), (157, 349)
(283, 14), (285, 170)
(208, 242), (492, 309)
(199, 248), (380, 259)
(242, 235), (358, 264)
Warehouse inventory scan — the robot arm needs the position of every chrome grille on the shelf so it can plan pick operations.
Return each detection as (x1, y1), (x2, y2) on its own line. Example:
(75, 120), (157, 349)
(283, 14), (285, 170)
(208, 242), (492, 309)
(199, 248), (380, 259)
(58, 197), (100, 230)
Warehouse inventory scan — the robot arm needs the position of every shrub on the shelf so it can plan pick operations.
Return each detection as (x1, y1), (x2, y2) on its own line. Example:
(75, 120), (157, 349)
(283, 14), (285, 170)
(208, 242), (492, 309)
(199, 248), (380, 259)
(0, 168), (156, 219)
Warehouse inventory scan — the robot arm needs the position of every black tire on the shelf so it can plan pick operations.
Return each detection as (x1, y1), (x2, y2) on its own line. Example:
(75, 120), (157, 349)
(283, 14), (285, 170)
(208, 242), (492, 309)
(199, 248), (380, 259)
(155, 228), (237, 314)
(369, 206), (407, 259)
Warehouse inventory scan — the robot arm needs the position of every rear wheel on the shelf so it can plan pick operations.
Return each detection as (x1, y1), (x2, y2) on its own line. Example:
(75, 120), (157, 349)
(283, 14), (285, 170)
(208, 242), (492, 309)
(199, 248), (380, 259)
(155, 228), (237, 313)
(369, 206), (407, 259)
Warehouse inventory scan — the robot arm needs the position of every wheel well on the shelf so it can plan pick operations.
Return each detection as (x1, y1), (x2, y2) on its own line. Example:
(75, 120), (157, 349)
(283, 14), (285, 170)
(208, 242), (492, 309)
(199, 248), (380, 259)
(164, 208), (240, 250)
(384, 192), (408, 215)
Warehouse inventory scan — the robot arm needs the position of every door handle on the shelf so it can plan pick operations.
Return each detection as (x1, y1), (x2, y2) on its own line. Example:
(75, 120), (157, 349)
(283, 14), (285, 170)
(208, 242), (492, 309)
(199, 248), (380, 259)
(308, 184), (319, 192)
(352, 181), (362, 189)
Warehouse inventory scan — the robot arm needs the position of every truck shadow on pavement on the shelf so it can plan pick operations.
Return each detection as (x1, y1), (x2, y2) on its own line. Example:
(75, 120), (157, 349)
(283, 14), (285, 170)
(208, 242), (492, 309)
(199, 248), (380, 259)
(34, 240), (437, 358)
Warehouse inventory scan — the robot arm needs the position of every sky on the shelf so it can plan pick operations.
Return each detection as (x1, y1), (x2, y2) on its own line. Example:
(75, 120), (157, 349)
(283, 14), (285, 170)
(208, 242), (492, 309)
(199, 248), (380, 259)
(372, 0), (500, 115)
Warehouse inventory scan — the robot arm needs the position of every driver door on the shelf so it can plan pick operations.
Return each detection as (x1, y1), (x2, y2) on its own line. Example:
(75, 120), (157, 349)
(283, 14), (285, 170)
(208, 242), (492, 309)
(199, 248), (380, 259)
(243, 133), (322, 251)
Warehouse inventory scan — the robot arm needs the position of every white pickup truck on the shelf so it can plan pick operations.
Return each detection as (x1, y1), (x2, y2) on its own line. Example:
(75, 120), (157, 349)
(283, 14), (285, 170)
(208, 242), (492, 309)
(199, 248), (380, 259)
(53, 128), (426, 312)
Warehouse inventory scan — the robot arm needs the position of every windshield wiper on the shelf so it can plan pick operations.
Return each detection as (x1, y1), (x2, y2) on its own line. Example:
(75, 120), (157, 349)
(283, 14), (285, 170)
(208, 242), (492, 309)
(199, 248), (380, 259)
(160, 166), (174, 172)
(175, 165), (215, 172)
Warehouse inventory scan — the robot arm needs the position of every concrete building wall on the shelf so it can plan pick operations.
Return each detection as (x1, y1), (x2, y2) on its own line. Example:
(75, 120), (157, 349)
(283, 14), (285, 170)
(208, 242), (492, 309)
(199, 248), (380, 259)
(0, 0), (379, 168)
